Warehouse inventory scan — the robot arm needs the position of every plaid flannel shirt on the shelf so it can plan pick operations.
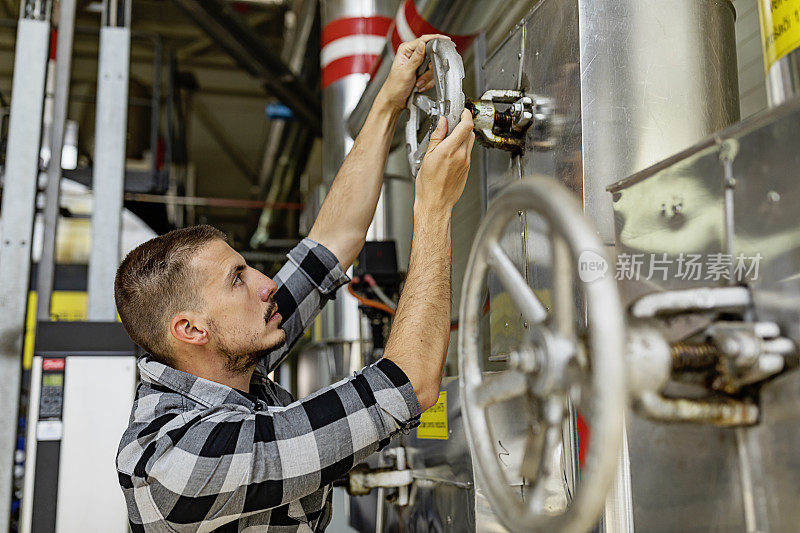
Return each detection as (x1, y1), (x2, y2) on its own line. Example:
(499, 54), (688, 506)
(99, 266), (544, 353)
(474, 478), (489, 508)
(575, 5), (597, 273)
(117, 238), (422, 532)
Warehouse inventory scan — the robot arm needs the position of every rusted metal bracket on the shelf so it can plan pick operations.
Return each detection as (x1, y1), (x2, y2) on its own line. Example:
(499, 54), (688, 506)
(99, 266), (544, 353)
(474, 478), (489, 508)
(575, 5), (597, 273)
(466, 89), (554, 153)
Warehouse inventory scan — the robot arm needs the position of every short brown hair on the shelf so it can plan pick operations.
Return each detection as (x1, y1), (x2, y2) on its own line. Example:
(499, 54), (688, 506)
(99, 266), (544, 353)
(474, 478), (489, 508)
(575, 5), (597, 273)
(114, 225), (225, 364)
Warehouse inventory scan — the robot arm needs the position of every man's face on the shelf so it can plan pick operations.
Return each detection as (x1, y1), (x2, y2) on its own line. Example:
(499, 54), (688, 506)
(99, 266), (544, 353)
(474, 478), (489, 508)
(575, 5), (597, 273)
(192, 239), (286, 373)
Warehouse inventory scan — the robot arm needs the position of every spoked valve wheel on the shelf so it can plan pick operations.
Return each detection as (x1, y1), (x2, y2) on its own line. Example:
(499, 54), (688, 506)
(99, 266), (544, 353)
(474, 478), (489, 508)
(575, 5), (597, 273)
(458, 176), (626, 533)
(405, 38), (465, 177)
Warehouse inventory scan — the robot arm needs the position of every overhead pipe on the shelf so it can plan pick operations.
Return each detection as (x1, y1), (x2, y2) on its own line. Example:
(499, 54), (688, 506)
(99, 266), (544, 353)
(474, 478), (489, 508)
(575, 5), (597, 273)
(251, 0), (319, 248)
(173, 0), (322, 135)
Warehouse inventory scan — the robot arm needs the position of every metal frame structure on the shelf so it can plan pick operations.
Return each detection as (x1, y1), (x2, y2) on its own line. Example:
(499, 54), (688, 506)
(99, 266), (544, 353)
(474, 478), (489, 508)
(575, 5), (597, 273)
(0, 2), (52, 528)
(36, 0), (77, 321)
(87, 0), (131, 320)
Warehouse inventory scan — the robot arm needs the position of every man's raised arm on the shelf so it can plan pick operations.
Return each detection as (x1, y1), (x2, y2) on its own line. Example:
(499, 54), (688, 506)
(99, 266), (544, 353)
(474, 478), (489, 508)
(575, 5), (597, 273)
(383, 111), (474, 410)
(308, 35), (448, 271)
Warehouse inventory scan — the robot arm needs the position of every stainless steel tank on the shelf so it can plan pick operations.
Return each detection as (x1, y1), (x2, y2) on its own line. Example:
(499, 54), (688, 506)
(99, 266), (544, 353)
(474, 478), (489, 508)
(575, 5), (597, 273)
(608, 95), (800, 533)
(475, 0), (741, 530)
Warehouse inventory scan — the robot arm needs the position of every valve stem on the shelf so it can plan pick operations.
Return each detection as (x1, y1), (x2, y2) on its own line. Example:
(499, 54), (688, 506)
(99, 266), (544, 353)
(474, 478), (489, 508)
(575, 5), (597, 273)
(670, 342), (720, 371)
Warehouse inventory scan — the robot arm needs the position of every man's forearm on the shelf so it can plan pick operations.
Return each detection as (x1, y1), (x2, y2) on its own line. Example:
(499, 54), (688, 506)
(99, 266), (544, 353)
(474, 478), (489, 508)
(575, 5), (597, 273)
(383, 204), (452, 410)
(308, 96), (401, 270)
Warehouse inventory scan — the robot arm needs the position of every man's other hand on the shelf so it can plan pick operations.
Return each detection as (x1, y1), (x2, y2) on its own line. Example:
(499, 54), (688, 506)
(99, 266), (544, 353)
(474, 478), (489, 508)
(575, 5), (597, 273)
(377, 35), (451, 112)
(415, 110), (475, 213)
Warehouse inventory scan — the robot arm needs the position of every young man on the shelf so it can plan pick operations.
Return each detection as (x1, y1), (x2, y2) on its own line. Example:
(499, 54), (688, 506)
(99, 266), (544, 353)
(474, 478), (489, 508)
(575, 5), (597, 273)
(115, 34), (474, 532)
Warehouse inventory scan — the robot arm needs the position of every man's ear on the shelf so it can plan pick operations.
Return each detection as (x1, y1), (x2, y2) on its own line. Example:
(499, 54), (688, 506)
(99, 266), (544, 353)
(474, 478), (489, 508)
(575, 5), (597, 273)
(170, 313), (209, 346)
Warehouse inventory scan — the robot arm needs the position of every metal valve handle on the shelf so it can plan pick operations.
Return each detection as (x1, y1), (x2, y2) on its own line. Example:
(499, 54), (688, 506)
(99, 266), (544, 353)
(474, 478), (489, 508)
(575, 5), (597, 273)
(405, 38), (465, 177)
(458, 177), (626, 533)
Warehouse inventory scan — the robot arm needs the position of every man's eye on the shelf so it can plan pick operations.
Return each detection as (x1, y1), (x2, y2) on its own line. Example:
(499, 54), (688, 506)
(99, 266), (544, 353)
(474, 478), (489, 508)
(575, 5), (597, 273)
(234, 273), (243, 286)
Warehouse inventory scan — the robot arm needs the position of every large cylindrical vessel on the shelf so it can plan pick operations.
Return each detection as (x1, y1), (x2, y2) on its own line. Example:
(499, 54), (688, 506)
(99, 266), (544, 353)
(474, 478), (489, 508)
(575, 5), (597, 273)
(313, 0), (400, 381)
(757, 0), (800, 106)
(321, 0), (398, 186)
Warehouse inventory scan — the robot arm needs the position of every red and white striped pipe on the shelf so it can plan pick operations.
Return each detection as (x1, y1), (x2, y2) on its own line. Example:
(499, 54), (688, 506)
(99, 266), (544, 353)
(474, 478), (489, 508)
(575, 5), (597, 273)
(321, 0), (490, 89)
(321, 15), (393, 89)
(388, 0), (477, 54)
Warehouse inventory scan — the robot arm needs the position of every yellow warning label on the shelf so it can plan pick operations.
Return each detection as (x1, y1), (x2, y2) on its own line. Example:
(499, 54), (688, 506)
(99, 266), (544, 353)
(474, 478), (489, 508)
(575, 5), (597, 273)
(417, 391), (448, 440)
(759, 0), (800, 71)
(23, 291), (89, 369)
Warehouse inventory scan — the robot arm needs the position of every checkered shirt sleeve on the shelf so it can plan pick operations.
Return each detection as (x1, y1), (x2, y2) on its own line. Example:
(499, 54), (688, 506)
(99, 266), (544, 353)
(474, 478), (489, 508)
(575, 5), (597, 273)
(259, 237), (350, 374)
(118, 359), (421, 532)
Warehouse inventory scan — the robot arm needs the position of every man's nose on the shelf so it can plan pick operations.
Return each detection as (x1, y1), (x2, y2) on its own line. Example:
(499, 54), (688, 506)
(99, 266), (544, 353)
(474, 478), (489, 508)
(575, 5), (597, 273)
(257, 274), (278, 302)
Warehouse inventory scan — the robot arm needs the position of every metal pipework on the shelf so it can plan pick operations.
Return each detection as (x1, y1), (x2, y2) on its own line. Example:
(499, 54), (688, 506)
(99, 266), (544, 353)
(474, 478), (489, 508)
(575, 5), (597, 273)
(630, 286), (752, 319)
(635, 392), (760, 427)
(250, 0), (318, 249)
(174, 0), (322, 134)
(311, 0), (399, 384)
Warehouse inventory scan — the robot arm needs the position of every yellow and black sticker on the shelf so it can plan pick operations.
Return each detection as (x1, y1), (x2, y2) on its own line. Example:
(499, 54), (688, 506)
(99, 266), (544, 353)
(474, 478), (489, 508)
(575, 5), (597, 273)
(417, 391), (448, 440)
(759, 0), (800, 71)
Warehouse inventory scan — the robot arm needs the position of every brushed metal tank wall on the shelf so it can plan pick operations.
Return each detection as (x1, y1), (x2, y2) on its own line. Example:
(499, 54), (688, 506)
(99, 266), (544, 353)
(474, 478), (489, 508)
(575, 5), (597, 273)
(578, 0), (740, 243)
(745, 370), (800, 532)
(609, 97), (800, 533)
(610, 98), (800, 346)
(480, 1), (745, 531)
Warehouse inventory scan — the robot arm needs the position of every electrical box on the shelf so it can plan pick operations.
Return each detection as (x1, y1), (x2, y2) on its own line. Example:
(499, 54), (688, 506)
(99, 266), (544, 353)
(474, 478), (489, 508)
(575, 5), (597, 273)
(20, 322), (138, 533)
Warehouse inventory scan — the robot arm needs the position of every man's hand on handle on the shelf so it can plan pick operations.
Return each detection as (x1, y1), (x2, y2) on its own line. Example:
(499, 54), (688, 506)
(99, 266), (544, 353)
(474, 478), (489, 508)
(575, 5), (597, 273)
(415, 110), (475, 213)
(377, 34), (451, 112)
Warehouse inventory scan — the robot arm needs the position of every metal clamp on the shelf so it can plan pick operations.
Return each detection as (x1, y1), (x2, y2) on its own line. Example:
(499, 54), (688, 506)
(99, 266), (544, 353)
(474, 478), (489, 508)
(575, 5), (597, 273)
(347, 447), (413, 507)
(467, 90), (554, 152)
(625, 323), (760, 427)
(626, 286), (798, 426)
